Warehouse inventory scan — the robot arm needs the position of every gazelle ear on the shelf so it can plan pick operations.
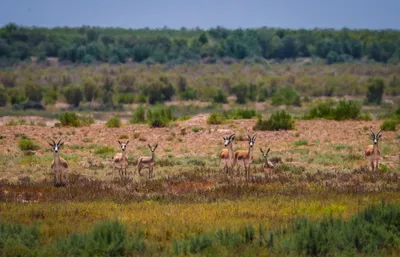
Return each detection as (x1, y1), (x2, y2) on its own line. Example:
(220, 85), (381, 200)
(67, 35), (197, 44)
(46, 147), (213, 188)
(126, 140), (129, 145)
(49, 142), (54, 147)
(267, 148), (270, 154)
(154, 144), (158, 149)
(252, 133), (257, 141)
(260, 148), (264, 153)
(230, 135), (235, 140)
(59, 142), (64, 147)
(118, 140), (122, 145)
(223, 137), (226, 140)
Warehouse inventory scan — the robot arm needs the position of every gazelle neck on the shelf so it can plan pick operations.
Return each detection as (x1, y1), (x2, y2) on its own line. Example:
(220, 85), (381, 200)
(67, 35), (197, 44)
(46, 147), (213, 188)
(151, 151), (155, 161)
(54, 152), (61, 164)
(373, 143), (379, 155)
(228, 142), (234, 159)
(248, 146), (253, 161)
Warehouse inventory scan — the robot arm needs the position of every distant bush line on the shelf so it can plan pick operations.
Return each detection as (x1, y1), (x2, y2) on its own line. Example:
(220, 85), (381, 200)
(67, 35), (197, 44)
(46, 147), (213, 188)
(1, 23), (400, 66)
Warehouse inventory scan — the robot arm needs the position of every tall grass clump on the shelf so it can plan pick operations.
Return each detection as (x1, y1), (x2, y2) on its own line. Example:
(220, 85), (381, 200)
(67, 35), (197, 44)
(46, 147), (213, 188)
(224, 108), (258, 119)
(130, 105), (146, 123)
(206, 112), (226, 125)
(147, 106), (174, 127)
(304, 99), (363, 121)
(0, 222), (40, 256)
(54, 220), (146, 256)
(106, 116), (122, 128)
(59, 112), (94, 127)
(253, 110), (294, 131)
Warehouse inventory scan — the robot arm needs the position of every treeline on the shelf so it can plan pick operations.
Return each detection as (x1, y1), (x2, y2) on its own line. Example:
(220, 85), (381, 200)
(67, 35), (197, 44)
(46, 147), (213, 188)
(0, 23), (400, 65)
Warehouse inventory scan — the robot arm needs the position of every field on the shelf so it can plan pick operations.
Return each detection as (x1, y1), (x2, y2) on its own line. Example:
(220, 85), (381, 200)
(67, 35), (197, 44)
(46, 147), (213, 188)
(1, 103), (400, 256)
(0, 58), (399, 256)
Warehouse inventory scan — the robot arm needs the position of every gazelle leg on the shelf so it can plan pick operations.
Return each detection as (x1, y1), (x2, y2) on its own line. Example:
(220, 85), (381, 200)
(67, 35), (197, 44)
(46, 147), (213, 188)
(370, 160), (374, 172)
(376, 160), (379, 171)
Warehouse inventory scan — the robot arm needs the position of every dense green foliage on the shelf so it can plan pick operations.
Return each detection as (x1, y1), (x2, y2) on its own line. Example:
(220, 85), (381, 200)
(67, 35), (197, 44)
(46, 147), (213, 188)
(380, 119), (398, 131)
(130, 105), (174, 127)
(304, 99), (369, 121)
(253, 110), (294, 131)
(1, 23), (400, 66)
(106, 116), (121, 128)
(58, 111), (94, 127)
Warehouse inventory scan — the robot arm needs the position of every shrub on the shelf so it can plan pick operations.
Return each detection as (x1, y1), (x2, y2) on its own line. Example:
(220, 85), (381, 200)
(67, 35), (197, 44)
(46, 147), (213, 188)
(0, 84), (8, 106)
(0, 221), (40, 252)
(43, 90), (58, 105)
(365, 77), (385, 105)
(333, 99), (361, 120)
(206, 113), (226, 125)
(380, 119), (398, 131)
(147, 106), (174, 127)
(231, 83), (248, 104)
(82, 78), (97, 102)
(63, 85), (83, 107)
(212, 89), (228, 104)
(253, 110), (294, 131)
(192, 126), (202, 132)
(117, 93), (135, 104)
(24, 81), (43, 102)
(18, 138), (40, 151)
(304, 99), (362, 121)
(271, 87), (301, 106)
(225, 108), (258, 119)
(59, 112), (80, 127)
(131, 105), (146, 123)
(106, 117), (121, 128)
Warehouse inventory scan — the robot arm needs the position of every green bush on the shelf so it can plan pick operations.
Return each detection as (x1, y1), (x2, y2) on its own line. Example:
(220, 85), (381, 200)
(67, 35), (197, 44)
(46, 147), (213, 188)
(0, 84), (8, 106)
(0, 221), (40, 252)
(365, 77), (385, 105)
(212, 89), (228, 104)
(304, 99), (362, 121)
(253, 110), (294, 131)
(206, 113), (226, 125)
(271, 87), (301, 106)
(18, 138), (40, 151)
(24, 81), (43, 102)
(380, 119), (398, 131)
(147, 106), (174, 127)
(59, 112), (80, 127)
(63, 85), (83, 107)
(225, 108), (258, 119)
(54, 220), (146, 256)
(106, 117), (121, 128)
(43, 90), (58, 105)
(117, 93), (135, 104)
(131, 105), (146, 123)
(231, 83), (248, 104)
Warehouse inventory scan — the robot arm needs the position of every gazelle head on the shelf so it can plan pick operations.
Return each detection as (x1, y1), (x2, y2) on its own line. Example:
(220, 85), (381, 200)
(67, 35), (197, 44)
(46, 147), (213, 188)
(49, 137), (64, 154)
(247, 133), (257, 148)
(260, 147), (270, 159)
(370, 126), (382, 145)
(148, 143), (158, 152)
(118, 140), (129, 152)
(223, 133), (235, 147)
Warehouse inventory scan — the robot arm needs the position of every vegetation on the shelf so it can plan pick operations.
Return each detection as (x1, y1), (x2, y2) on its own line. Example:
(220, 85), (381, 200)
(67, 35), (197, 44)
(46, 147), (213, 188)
(18, 138), (40, 151)
(1, 24), (400, 66)
(106, 116), (121, 128)
(58, 112), (94, 127)
(380, 119), (398, 131)
(254, 110), (294, 131)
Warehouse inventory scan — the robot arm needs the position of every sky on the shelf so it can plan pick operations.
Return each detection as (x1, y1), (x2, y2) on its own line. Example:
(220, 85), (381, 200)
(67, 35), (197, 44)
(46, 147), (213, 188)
(0, 0), (399, 30)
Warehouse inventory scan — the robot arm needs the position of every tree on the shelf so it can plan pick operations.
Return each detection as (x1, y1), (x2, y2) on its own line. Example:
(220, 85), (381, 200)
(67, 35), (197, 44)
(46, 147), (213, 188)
(232, 83), (248, 104)
(64, 85), (83, 107)
(0, 84), (8, 106)
(365, 77), (385, 105)
(24, 82), (43, 102)
(83, 78), (97, 102)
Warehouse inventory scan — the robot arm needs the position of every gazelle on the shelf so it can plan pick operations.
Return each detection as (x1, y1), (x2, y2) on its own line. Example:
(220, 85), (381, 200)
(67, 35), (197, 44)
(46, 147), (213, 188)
(113, 140), (130, 177)
(260, 148), (274, 169)
(219, 133), (235, 174)
(49, 137), (69, 187)
(365, 126), (382, 172)
(233, 133), (257, 180)
(137, 143), (158, 179)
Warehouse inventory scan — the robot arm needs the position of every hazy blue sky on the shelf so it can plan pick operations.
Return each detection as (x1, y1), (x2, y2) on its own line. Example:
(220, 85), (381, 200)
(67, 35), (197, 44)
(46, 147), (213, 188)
(1, 0), (399, 30)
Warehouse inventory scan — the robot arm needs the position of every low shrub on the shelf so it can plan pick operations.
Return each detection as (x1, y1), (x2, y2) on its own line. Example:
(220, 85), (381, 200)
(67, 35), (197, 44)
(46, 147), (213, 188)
(59, 112), (94, 127)
(380, 119), (398, 131)
(18, 138), (40, 151)
(131, 105), (146, 124)
(253, 110), (294, 131)
(304, 99), (363, 121)
(106, 117), (122, 128)
(206, 113), (226, 125)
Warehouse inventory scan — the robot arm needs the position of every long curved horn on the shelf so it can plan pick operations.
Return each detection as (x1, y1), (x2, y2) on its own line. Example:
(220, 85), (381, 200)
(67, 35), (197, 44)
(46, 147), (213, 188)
(369, 126), (375, 136)
(376, 129), (382, 136)
(57, 137), (62, 145)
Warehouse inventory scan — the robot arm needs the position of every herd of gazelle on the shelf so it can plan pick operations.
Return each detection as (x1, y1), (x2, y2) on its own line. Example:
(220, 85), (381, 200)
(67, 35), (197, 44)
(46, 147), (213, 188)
(48, 126), (383, 186)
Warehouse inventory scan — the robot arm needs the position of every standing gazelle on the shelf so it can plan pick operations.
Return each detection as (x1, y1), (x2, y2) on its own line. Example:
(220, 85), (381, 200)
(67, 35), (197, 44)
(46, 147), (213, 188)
(49, 137), (69, 187)
(365, 126), (382, 172)
(233, 133), (257, 180)
(219, 133), (235, 174)
(137, 143), (158, 179)
(113, 140), (130, 177)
